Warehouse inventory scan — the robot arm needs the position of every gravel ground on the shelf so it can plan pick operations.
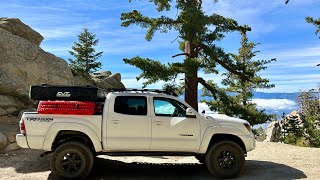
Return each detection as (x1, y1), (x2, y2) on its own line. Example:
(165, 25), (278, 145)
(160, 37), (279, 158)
(0, 142), (319, 180)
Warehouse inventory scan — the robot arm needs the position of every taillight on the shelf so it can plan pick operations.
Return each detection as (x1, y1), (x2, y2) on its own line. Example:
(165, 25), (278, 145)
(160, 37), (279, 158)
(20, 118), (26, 135)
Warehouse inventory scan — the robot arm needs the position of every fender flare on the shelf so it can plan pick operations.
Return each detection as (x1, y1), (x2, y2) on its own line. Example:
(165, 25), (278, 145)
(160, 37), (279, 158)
(198, 126), (244, 154)
(42, 122), (103, 152)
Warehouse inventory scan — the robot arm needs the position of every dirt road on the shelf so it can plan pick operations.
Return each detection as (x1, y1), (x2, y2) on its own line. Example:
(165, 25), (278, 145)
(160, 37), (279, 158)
(0, 142), (319, 180)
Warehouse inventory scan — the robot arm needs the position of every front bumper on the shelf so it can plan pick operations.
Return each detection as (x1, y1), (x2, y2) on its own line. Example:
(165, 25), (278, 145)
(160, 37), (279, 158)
(16, 134), (29, 148)
(239, 133), (256, 152)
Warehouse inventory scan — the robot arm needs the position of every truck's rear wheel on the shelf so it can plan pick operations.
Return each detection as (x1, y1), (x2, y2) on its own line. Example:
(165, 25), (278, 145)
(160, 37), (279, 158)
(205, 141), (244, 178)
(51, 141), (94, 179)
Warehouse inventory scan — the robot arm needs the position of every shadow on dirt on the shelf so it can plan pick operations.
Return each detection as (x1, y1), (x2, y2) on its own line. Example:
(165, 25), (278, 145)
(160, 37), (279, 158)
(45, 157), (307, 180)
(0, 149), (50, 173)
(0, 149), (307, 180)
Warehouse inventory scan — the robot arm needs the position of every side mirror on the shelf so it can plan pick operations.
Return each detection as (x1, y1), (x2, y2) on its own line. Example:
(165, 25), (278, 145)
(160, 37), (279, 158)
(186, 108), (196, 118)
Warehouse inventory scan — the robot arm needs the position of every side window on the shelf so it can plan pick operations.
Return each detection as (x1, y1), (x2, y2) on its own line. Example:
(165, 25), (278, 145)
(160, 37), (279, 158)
(153, 97), (187, 117)
(114, 96), (147, 115)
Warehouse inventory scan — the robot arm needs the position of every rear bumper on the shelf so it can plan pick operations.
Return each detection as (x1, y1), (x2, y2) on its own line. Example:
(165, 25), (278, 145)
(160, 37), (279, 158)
(239, 133), (256, 152)
(16, 134), (29, 148)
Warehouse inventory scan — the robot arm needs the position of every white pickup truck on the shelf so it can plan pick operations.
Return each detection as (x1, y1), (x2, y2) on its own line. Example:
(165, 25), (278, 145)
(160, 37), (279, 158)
(16, 90), (255, 179)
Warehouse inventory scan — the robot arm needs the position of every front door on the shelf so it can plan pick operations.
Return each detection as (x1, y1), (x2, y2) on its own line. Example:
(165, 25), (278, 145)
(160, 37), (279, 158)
(150, 97), (200, 152)
(106, 96), (151, 151)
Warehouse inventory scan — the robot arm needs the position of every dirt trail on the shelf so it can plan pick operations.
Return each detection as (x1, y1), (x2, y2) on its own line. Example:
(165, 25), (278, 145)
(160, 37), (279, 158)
(0, 142), (319, 180)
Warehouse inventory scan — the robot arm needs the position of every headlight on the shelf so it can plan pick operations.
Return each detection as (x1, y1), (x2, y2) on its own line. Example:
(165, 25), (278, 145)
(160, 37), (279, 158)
(244, 123), (251, 132)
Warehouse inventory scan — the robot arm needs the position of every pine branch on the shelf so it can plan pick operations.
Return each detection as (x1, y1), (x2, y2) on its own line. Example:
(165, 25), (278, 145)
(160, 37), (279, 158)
(306, 16), (320, 36)
(207, 14), (251, 33)
(121, 10), (181, 41)
(123, 56), (183, 87)
(198, 77), (218, 99)
(200, 45), (252, 81)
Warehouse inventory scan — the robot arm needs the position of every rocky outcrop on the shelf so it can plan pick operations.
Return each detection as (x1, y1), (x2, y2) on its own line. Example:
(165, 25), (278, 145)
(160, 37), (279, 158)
(0, 26), (73, 95)
(0, 117), (20, 152)
(266, 121), (279, 142)
(0, 18), (73, 116)
(0, 131), (8, 150)
(0, 18), (126, 152)
(281, 111), (304, 131)
(91, 71), (125, 89)
(74, 70), (125, 89)
(0, 18), (43, 46)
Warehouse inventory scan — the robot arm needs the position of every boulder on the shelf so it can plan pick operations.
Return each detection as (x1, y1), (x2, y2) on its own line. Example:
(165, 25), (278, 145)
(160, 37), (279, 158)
(0, 131), (8, 151)
(0, 19), (73, 96)
(91, 72), (125, 89)
(281, 111), (304, 131)
(0, 95), (31, 116)
(72, 70), (95, 86)
(4, 142), (19, 152)
(91, 71), (111, 79)
(5, 132), (17, 143)
(0, 18), (43, 46)
(266, 121), (279, 142)
(110, 73), (121, 82)
(18, 108), (37, 118)
(74, 71), (125, 89)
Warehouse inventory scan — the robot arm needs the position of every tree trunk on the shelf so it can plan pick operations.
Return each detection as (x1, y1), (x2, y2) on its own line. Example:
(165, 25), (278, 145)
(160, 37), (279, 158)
(184, 41), (198, 111)
(185, 71), (198, 111)
(183, 0), (199, 111)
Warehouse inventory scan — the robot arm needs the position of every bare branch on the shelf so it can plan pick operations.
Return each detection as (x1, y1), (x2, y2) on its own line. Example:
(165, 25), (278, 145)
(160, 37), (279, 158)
(172, 53), (190, 58)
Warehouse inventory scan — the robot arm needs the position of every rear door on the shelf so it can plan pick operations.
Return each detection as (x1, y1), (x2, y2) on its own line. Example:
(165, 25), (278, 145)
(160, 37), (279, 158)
(106, 95), (151, 150)
(150, 97), (200, 152)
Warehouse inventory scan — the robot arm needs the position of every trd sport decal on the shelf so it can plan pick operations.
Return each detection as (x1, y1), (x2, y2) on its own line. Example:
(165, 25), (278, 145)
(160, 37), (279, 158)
(26, 117), (53, 122)
(179, 134), (193, 137)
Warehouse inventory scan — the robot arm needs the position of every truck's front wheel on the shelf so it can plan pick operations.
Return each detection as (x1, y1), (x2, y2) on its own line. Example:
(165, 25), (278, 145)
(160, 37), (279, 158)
(51, 141), (94, 179)
(205, 141), (245, 178)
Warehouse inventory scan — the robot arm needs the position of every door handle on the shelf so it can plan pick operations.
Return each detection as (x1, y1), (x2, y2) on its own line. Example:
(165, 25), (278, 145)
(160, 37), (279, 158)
(111, 120), (120, 124)
(153, 120), (162, 125)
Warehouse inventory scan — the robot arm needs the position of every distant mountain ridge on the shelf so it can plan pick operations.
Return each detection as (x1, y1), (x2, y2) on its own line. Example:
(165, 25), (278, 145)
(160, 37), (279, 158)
(253, 92), (300, 101)
(197, 90), (300, 102)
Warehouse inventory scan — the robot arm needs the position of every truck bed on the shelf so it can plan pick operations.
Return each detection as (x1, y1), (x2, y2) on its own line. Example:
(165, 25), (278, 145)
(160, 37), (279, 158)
(22, 112), (102, 151)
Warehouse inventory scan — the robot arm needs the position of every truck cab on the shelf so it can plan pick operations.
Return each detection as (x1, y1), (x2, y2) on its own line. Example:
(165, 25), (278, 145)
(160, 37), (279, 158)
(16, 89), (255, 179)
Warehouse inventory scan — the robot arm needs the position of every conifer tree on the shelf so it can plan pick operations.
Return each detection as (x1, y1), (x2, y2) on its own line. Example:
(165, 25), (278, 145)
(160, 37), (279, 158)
(69, 28), (103, 74)
(202, 31), (276, 124)
(121, 0), (253, 111)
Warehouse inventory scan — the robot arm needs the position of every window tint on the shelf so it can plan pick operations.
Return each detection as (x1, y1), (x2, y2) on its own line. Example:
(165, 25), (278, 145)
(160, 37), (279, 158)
(114, 96), (147, 115)
(153, 98), (187, 117)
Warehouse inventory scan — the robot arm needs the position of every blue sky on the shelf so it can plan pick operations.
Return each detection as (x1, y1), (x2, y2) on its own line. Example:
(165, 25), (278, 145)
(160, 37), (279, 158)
(1, 0), (319, 93)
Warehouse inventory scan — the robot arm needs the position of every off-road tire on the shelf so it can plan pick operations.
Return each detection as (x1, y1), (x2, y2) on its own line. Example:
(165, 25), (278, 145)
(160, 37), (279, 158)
(205, 141), (245, 179)
(50, 141), (94, 179)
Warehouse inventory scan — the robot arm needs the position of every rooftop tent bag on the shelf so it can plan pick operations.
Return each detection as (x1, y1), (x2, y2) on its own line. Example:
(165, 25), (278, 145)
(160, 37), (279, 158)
(30, 84), (106, 102)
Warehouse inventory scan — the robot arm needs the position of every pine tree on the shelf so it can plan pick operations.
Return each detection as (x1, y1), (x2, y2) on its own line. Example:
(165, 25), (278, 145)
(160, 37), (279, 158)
(69, 28), (103, 74)
(202, 31), (276, 125)
(121, 0), (252, 111)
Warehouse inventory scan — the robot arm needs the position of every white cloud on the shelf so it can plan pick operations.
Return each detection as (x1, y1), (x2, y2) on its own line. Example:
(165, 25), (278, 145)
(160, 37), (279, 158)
(252, 98), (297, 111)
(198, 102), (215, 114)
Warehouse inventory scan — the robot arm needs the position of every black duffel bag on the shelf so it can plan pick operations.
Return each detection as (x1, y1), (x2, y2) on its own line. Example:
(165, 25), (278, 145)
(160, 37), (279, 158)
(29, 84), (106, 102)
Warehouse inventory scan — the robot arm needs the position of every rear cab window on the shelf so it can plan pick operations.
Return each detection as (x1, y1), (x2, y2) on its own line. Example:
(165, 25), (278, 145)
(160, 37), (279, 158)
(114, 96), (147, 115)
